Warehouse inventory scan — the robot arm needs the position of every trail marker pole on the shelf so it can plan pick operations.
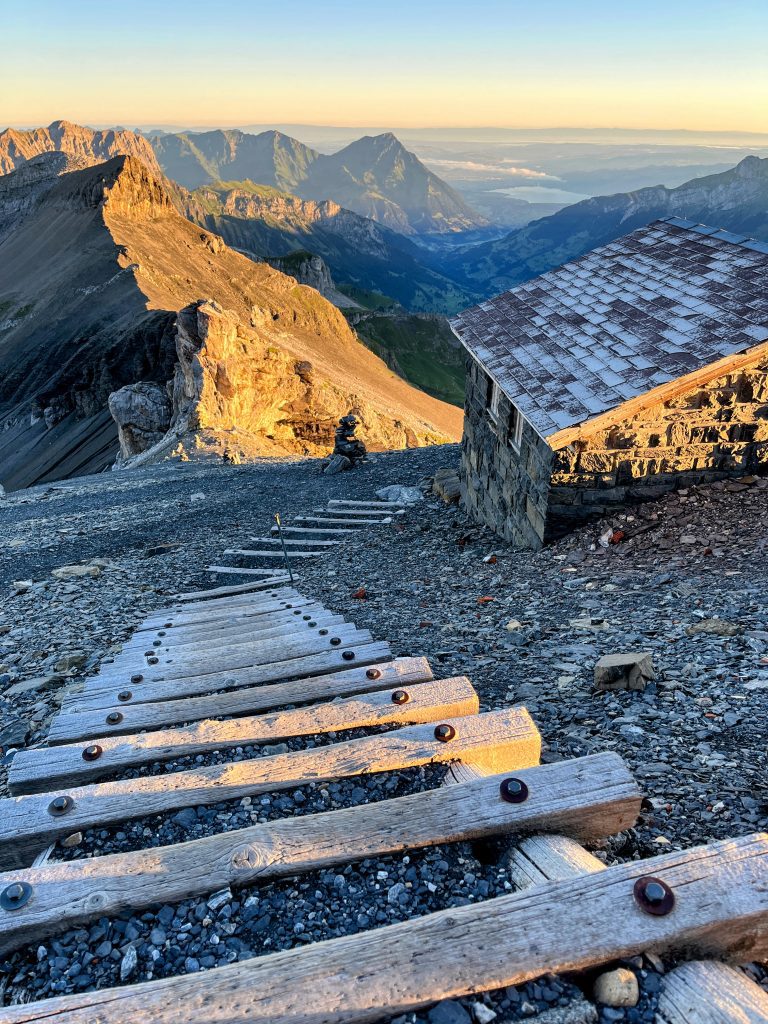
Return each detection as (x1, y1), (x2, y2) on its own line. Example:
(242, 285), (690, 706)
(273, 513), (295, 584)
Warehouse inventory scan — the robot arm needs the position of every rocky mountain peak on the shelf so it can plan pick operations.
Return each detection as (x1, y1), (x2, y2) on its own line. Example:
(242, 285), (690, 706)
(0, 120), (162, 177)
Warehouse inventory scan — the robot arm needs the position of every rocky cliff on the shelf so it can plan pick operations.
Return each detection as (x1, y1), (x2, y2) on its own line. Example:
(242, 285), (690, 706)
(0, 156), (461, 489)
(0, 120), (162, 177)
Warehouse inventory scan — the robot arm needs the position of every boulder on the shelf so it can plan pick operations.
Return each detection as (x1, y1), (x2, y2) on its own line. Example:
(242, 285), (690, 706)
(594, 651), (655, 691)
(323, 454), (352, 475)
(433, 466), (461, 504)
(108, 381), (172, 462)
(593, 968), (639, 1007)
(375, 485), (423, 504)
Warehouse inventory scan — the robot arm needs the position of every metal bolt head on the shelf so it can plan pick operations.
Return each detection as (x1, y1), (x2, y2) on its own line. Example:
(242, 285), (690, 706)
(285, 604), (293, 609)
(303, 614), (311, 621)
(319, 629), (328, 636)
(434, 723), (456, 742)
(633, 875), (675, 916)
(106, 711), (123, 726)
(499, 777), (529, 804)
(366, 668), (382, 680)
(330, 636), (341, 646)
(153, 640), (162, 647)
(117, 690), (133, 702)
(147, 656), (159, 665)
(130, 674), (143, 684)
(308, 621), (317, 628)
(342, 650), (355, 661)
(391, 689), (410, 705)
(164, 622), (173, 629)
(48, 795), (73, 816)
(144, 650), (154, 657)
(158, 631), (166, 637)
(82, 744), (103, 762)
(1, 881), (32, 912)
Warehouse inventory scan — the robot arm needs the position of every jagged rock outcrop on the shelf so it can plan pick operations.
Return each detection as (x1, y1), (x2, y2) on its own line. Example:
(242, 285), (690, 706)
(265, 252), (359, 308)
(108, 382), (172, 464)
(0, 120), (162, 177)
(0, 152), (461, 488)
(111, 300), (455, 467)
(0, 152), (92, 241)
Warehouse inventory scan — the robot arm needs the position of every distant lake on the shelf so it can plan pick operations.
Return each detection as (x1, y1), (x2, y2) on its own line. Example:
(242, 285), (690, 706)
(492, 185), (590, 204)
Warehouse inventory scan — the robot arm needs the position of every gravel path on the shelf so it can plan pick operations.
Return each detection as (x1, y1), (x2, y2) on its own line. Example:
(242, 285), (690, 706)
(1, 448), (766, 1021)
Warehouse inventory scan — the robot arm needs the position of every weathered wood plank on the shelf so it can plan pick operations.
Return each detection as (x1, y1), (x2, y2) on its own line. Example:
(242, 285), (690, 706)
(0, 708), (540, 868)
(10, 678), (479, 793)
(223, 549), (323, 559)
(59, 640), (393, 713)
(506, 832), (604, 887)
(176, 578), (292, 601)
(271, 526), (359, 535)
(329, 499), (404, 508)
(0, 752), (639, 956)
(79, 624), (370, 691)
(656, 960), (768, 1023)
(207, 565), (292, 576)
(294, 516), (388, 526)
(2, 835), (767, 1024)
(249, 537), (341, 546)
(138, 590), (307, 628)
(313, 508), (398, 519)
(47, 658), (432, 743)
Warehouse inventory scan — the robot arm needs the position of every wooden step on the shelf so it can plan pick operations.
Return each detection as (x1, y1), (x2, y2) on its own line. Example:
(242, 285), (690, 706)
(137, 592), (310, 631)
(657, 960), (768, 1023)
(0, 708), (540, 868)
(314, 508), (402, 519)
(223, 549), (323, 559)
(119, 606), (340, 654)
(272, 526), (360, 535)
(207, 565), (295, 576)
(76, 624), (372, 692)
(0, 752), (639, 957)
(10, 677), (479, 794)
(294, 516), (388, 527)
(3, 834), (766, 1022)
(249, 536), (341, 547)
(176, 578), (293, 601)
(329, 499), (405, 508)
(59, 640), (393, 714)
(46, 657), (433, 743)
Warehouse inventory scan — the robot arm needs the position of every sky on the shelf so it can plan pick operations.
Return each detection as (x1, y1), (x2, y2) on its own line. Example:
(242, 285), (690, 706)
(2, 0), (767, 131)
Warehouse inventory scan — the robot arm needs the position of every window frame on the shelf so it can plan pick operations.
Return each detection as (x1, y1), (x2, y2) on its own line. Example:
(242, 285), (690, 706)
(508, 403), (524, 451)
(487, 379), (501, 424)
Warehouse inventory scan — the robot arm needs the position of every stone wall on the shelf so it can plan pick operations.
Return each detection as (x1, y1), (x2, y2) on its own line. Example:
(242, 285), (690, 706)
(547, 349), (768, 536)
(460, 356), (553, 549)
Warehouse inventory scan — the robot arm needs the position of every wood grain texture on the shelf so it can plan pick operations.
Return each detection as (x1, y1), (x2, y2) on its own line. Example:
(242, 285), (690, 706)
(2, 835), (766, 1023)
(59, 641), (393, 714)
(0, 752), (639, 957)
(328, 499), (404, 508)
(118, 606), (338, 653)
(0, 708), (540, 868)
(75, 624), (371, 693)
(47, 658), (432, 744)
(656, 961), (768, 1023)
(10, 678), (479, 793)
(138, 591), (308, 628)
(294, 517), (387, 527)
(175, 579), (292, 601)
(248, 537), (341, 546)
(207, 565), (295, 576)
(272, 526), (360, 535)
(223, 549), (323, 559)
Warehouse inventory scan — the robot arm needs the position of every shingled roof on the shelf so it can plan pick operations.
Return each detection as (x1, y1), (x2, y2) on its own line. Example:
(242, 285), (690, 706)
(451, 217), (768, 438)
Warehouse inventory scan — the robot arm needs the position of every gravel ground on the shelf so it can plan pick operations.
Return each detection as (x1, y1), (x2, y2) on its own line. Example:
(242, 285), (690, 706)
(1, 447), (766, 1020)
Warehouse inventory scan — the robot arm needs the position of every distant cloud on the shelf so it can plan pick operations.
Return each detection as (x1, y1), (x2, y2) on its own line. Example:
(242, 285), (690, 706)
(426, 158), (558, 179)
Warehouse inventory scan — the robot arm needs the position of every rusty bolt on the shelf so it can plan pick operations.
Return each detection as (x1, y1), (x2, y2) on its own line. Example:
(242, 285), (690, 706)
(285, 603), (293, 609)
(319, 629), (329, 636)
(117, 690), (133, 702)
(158, 631), (166, 637)
(48, 795), (73, 816)
(144, 650), (154, 657)
(391, 689), (410, 705)
(342, 650), (355, 661)
(130, 674), (143, 684)
(1, 882), (32, 912)
(633, 876), (675, 916)
(303, 614), (312, 621)
(330, 637), (341, 646)
(148, 657), (159, 665)
(293, 609), (301, 615)
(434, 724), (456, 742)
(499, 777), (529, 804)
(106, 711), (123, 726)
(82, 744), (103, 762)
(153, 640), (162, 647)
(366, 668), (382, 680)
(308, 621), (318, 628)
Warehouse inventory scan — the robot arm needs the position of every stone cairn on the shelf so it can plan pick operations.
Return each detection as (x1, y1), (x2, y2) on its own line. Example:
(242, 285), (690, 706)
(323, 414), (367, 475)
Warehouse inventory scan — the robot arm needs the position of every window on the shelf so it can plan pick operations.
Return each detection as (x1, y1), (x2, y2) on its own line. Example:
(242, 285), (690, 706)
(508, 404), (524, 450)
(487, 378), (501, 423)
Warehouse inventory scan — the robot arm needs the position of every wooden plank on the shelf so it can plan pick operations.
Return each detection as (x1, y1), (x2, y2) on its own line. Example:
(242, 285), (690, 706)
(222, 549), (323, 559)
(249, 537), (341, 546)
(59, 640), (393, 713)
(0, 707), (540, 868)
(329, 499), (404, 508)
(139, 588), (305, 622)
(118, 608), (341, 654)
(656, 960), (768, 1023)
(10, 677), (480, 793)
(176, 578), (291, 601)
(47, 657), (433, 744)
(137, 593), (311, 631)
(48, 658), (430, 742)
(506, 832), (605, 887)
(272, 526), (359, 535)
(207, 565), (293, 576)
(2, 835), (767, 1023)
(313, 508), (399, 519)
(0, 752), (640, 957)
(294, 516), (388, 527)
(77, 624), (372, 692)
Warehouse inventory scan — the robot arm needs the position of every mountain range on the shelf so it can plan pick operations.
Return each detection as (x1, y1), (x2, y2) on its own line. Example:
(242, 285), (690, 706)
(445, 154), (768, 295)
(151, 129), (487, 235)
(0, 154), (461, 489)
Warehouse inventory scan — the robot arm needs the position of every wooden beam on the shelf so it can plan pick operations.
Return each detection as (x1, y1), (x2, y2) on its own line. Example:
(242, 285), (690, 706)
(222, 549), (323, 559)
(136, 596), (313, 633)
(313, 509), (399, 520)
(248, 537), (341, 546)
(656, 960), (768, 1023)
(2, 835), (767, 1023)
(10, 678), (480, 794)
(59, 640), (393, 713)
(138, 589), (306, 626)
(0, 708), (539, 869)
(271, 526), (360, 535)
(329, 499), (404, 508)
(175, 579), (292, 601)
(78, 624), (371, 691)
(0, 752), (639, 957)
(46, 657), (433, 744)
(294, 516), (388, 527)
(207, 565), (294, 576)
